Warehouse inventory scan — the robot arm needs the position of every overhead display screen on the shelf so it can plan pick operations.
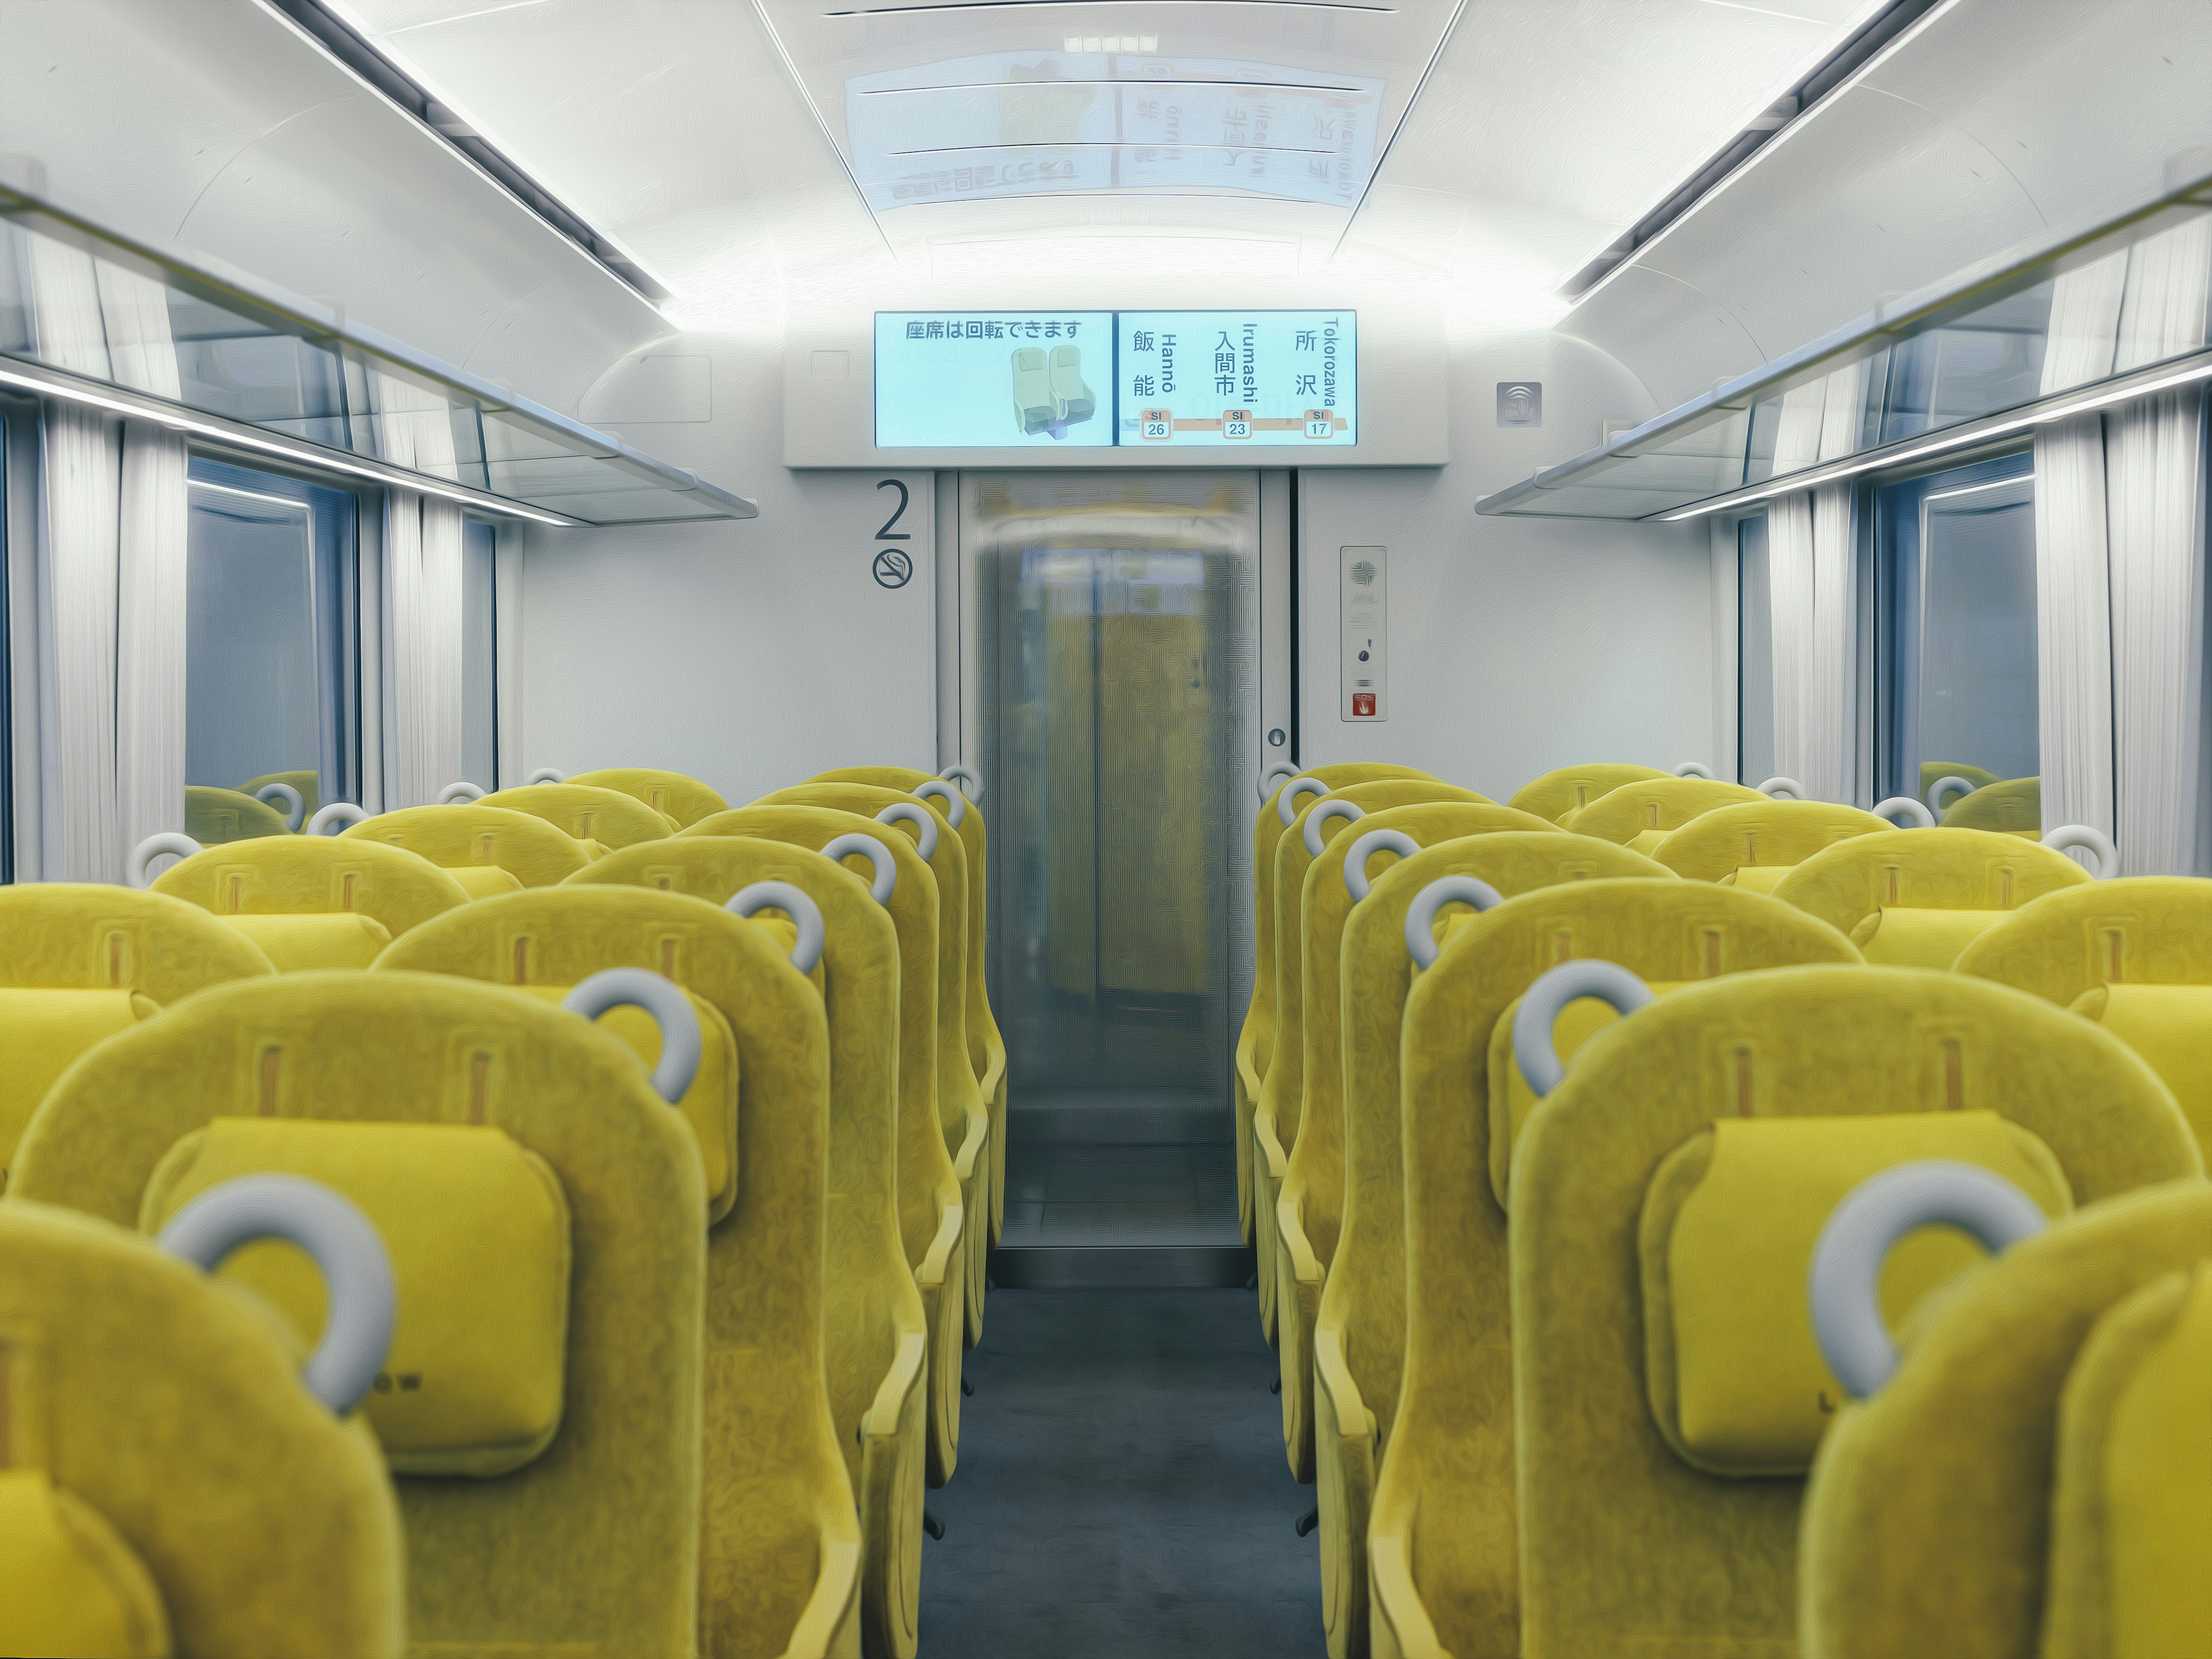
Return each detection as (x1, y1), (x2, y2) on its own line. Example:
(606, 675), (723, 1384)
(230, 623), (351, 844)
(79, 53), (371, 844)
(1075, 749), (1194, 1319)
(873, 310), (1356, 449)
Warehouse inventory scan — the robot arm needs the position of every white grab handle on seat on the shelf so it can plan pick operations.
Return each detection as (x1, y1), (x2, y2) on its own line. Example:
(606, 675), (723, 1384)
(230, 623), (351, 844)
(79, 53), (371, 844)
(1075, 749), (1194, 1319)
(1278, 776), (1328, 824)
(438, 781), (486, 805)
(1404, 874), (1505, 971)
(2041, 823), (2118, 880)
(913, 779), (965, 828)
(1259, 760), (1300, 801)
(1304, 797), (1365, 857)
(306, 802), (369, 836)
(129, 832), (203, 889)
(256, 782), (305, 830)
(1809, 1161), (2048, 1399)
(876, 802), (937, 861)
(527, 767), (566, 785)
(821, 832), (897, 904)
(158, 1175), (396, 1417)
(1758, 776), (1807, 800)
(1926, 776), (1977, 814)
(1344, 828), (1421, 902)
(562, 967), (703, 1104)
(1874, 797), (1936, 828)
(1513, 959), (1654, 1098)
(940, 763), (983, 801)
(1674, 762), (1715, 779)
(728, 880), (827, 974)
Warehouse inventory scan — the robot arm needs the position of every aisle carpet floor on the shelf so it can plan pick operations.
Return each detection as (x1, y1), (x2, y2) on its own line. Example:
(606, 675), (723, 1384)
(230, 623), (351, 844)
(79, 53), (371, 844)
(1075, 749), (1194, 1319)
(917, 1287), (1325, 1657)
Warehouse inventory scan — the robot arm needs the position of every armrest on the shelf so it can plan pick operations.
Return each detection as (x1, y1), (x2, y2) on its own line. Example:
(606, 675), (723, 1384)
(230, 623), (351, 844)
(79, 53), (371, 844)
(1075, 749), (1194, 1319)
(1370, 1525), (1455, 1659)
(918, 1197), (964, 1288)
(1313, 1328), (1374, 1444)
(862, 1330), (928, 1441)
(949, 1105), (987, 1183)
(777, 1533), (861, 1659)
(1278, 1192), (1325, 1287)
(1254, 1113), (1290, 1180)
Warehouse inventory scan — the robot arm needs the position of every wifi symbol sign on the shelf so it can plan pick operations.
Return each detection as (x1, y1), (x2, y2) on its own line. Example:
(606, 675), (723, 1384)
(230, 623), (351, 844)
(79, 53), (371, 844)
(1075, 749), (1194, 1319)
(1495, 382), (1543, 427)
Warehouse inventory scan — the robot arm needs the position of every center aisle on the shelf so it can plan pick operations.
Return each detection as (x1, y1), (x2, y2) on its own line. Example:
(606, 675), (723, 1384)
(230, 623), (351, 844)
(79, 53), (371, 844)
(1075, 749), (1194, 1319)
(918, 1288), (1324, 1657)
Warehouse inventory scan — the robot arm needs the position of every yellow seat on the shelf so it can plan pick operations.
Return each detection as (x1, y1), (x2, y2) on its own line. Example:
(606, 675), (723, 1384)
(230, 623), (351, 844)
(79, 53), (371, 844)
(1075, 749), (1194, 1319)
(1239, 764), (1438, 1251)
(570, 835), (931, 1659)
(566, 767), (731, 829)
(1920, 760), (2002, 808)
(149, 836), (470, 971)
(1311, 831), (1672, 1659)
(1254, 780), (1525, 1345)
(1506, 760), (1676, 824)
(238, 769), (319, 825)
(1368, 884), (1862, 1659)
(1774, 827), (2094, 968)
(1501, 967), (2196, 1657)
(653, 805), (965, 1489)
(814, 768), (1009, 1244)
(376, 887), (866, 1658)
(1560, 772), (1768, 844)
(1272, 801), (1554, 1487)
(480, 781), (677, 850)
(343, 803), (593, 893)
(1943, 775), (2043, 835)
(0, 885), (274, 1187)
(183, 783), (293, 845)
(1956, 877), (2212, 1157)
(756, 783), (993, 1349)
(0, 1196), (404, 1658)
(1800, 1179), (2212, 1659)
(1652, 797), (1893, 884)
(13, 971), (708, 1657)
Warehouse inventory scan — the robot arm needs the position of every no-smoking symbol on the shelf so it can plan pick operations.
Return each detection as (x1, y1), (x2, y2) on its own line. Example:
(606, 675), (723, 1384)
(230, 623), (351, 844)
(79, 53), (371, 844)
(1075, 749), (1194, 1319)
(872, 548), (912, 589)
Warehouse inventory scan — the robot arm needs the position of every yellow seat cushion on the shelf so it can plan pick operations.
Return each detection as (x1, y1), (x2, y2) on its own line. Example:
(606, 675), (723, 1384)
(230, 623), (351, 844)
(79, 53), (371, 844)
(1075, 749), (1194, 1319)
(1486, 982), (1688, 1207)
(1562, 775), (1767, 844)
(443, 864), (526, 900)
(344, 804), (593, 888)
(1851, 907), (2010, 968)
(479, 784), (673, 851)
(0, 990), (157, 1190)
(1641, 1111), (2071, 1476)
(0, 1469), (171, 1658)
(1942, 776), (2041, 834)
(1654, 798), (1892, 883)
(1772, 827), (2090, 940)
(183, 784), (291, 845)
(143, 1118), (572, 1477)
(565, 768), (729, 830)
(1508, 762), (1673, 824)
(150, 836), (469, 950)
(224, 912), (393, 972)
(2072, 984), (2212, 1156)
(1627, 828), (1669, 855)
(1728, 863), (1793, 893)
(510, 983), (741, 1222)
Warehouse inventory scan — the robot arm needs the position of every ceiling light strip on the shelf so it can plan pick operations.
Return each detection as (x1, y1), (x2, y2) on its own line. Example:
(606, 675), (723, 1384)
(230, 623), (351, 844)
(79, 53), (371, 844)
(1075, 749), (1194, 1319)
(1328, 0), (1467, 259)
(0, 357), (582, 527)
(823, 1), (1395, 16)
(888, 140), (1335, 157)
(1647, 351), (2212, 522)
(752, 0), (897, 260)
(859, 78), (1366, 95)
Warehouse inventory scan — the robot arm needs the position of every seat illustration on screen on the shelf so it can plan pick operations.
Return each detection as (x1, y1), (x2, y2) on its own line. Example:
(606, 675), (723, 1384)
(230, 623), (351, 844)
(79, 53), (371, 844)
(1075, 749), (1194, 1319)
(1013, 344), (1096, 440)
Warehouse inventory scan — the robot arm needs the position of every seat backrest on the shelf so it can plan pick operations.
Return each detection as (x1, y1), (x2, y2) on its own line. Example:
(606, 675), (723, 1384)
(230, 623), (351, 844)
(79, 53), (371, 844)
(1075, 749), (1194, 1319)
(1801, 1180), (2212, 1659)
(0, 1199), (404, 1657)
(565, 768), (730, 829)
(480, 782), (676, 849)
(1652, 798), (1892, 882)
(374, 886), (859, 1656)
(811, 767), (1001, 1086)
(1328, 834), (1673, 1451)
(184, 783), (293, 844)
(1509, 968), (2199, 1657)
(1774, 827), (2093, 968)
(0, 885), (274, 1185)
(1921, 760), (2001, 802)
(1509, 760), (1675, 824)
(151, 836), (470, 971)
(239, 768), (321, 820)
(1262, 785), (1540, 1153)
(1562, 774), (1768, 846)
(756, 783), (983, 1165)
(344, 804), (592, 888)
(1942, 775), (2041, 834)
(12, 972), (707, 1657)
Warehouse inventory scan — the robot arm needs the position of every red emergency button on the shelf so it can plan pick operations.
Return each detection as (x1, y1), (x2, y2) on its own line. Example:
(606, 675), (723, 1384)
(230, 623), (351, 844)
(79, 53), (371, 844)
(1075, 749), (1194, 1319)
(1352, 693), (1377, 717)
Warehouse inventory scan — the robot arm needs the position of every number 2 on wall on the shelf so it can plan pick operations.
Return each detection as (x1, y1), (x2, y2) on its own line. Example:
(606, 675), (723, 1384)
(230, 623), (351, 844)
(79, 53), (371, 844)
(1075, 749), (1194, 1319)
(874, 478), (912, 540)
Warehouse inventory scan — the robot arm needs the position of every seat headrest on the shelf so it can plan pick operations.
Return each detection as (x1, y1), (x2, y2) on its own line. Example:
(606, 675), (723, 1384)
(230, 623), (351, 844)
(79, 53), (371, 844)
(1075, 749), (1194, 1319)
(564, 768), (729, 830)
(479, 783), (675, 850)
(346, 804), (593, 887)
(1652, 798), (1893, 882)
(1561, 776), (1770, 844)
(1773, 828), (2092, 936)
(150, 837), (469, 940)
(1508, 762), (1676, 824)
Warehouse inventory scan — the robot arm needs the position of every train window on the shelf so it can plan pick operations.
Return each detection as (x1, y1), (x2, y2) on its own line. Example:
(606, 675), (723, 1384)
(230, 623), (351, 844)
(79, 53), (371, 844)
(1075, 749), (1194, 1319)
(1736, 514), (1774, 787)
(1873, 454), (2039, 829)
(460, 518), (497, 790)
(183, 459), (358, 843)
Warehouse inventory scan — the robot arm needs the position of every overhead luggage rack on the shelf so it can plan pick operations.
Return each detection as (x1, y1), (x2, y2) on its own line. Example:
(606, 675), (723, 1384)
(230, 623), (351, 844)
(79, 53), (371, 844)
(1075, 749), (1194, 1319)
(0, 176), (756, 526)
(1477, 164), (2212, 522)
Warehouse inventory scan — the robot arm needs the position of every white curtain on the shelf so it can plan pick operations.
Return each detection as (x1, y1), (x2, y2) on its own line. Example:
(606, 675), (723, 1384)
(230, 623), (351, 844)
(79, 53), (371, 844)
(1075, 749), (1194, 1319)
(2031, 250), (2127, 865)
(375, 371), (466, 807)
(1767, 362), (1863, 801)
(24, 237), (193, 882)
(2107, 218), (2211, 874)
